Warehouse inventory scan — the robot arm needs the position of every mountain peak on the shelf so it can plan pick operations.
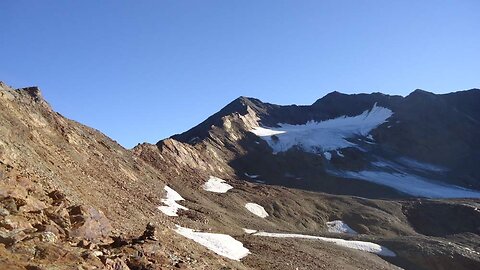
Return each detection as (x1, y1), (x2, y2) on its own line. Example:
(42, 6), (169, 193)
(405, 89), (438, 102)
(410, 89), (434, 95)
(236, 95), (254, 102)
(232, 95), (266, 107)
(322, 90), (348, 98)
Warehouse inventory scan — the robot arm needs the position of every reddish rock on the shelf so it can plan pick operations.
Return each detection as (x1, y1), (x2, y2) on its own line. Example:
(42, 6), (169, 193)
(104, 258), (131, 270)
(47, 190), (67, 206)
(34, 221), (65, 237)
(68, 205), (113, 242)
(34, 243), (80, 262)
(45, 206), (71, 229)
(0, 215), (33, 231)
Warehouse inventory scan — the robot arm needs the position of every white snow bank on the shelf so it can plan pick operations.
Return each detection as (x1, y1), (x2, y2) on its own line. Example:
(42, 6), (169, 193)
(202, 176), (233, 193)
(245, 203), (269, 218)
(253, 231), (395, 257)
(250, 104), (392, 153)
(324, 152), (332, 160)
(339, 170), (480, 199)
(243, 228), (257, 234)
(157, 186), (188, 217)
(326, 220), (357, 234)
(174, 225), (250, 260)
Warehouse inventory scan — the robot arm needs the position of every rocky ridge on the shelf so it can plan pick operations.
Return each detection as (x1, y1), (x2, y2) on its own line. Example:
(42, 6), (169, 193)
(0, 82), (246, 269)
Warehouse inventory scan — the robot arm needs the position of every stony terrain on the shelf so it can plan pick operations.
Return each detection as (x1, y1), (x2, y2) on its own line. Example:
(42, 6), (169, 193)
(1, 81), (479, 270)
(0, 82), (245, 269)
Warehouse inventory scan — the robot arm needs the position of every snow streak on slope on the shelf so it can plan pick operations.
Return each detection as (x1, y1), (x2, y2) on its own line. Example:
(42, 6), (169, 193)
(326, 220), (358, 234)
(202, 176), (233, 193)
(175, 225), (250, 261)
(158, 186), (188, 216)
(244, 173), (260, 179)
(243, 228), (258, 234)
(338, 170), (480, 199)
(250, 104), (393, 153)
(396, 157), (447, 173)
(245, 203), (269, 218)
(253, 232), (395, 257)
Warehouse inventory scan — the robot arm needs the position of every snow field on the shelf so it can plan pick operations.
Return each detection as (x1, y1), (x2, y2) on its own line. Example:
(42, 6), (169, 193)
(245, 202), (269, 218)
(326, 220), (357, 234)
(202, 176), (233, 193)
(250, 104), (393, 153)
(175, 225), (250, 260)
(253, 231), (396, 257)
(157, 186), (188, 217)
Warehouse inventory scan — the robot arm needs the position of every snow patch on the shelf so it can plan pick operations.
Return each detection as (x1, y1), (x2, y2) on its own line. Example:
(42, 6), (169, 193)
(174, 225), (249, 260)
(338, 170), (480, 198)
(243, 228), (257, 234)
(253, 231), (395, 257)
(202, 176), (233, 193)
(324, 152), (332, 160)
(157, 186), (188, 217)
(326, 220), (357, 235)
(245, 203), (269, 218)
(250, 104), (392, 153)
(336, 150), (344, 157)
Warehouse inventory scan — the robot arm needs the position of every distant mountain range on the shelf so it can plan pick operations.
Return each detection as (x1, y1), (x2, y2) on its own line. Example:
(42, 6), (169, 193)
(153, 88), (480, 198)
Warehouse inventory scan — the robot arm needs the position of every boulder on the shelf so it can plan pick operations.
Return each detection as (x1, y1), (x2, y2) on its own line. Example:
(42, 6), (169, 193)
(39, 231), (57, 243)
(68, 205), (112, 242)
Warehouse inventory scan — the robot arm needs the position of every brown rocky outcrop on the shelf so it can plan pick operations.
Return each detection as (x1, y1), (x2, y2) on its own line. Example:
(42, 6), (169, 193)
(68, 205), (113, 242)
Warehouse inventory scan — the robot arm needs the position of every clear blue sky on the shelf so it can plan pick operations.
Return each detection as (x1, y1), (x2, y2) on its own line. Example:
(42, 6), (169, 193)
(1, 1), (479, 148)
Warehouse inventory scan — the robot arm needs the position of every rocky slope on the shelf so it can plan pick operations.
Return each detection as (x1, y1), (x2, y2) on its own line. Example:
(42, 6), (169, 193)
(1, 81), (480, 270)
(0, 82), (246, 269)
